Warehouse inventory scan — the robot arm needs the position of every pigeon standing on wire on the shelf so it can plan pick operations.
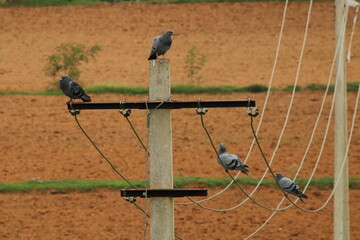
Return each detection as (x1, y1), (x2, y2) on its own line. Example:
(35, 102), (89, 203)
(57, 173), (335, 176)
(148, 30), (175, 60)
(59, 75), (91, 104)
(217, 143), (249, 175)
(276, 172), (308, 203)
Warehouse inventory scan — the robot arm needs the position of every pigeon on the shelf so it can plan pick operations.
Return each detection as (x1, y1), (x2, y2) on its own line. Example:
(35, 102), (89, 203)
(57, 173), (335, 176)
(217, 143), (249, 175)
(59, 75), (91, 104)
(148, 30), (175, 60)
(276, 172), (308, 203)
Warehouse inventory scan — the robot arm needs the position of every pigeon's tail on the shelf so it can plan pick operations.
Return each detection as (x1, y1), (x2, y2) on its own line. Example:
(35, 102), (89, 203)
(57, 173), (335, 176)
(299, 192), (308, 199)
(81, 94), (92, 102)
(238, 165), (249, 176)
(148, 52), (157, 60)
(295, 191), (308, 203)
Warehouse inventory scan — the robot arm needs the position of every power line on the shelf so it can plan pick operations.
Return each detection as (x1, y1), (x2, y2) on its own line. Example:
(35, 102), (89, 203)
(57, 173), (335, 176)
(72, 113), (137, 189)
(245, 82), (360, 239)
(244, 8), (357, 238)
(72, 101), (186, 240)
(175, 0), (292, 207)
(195, 106), (288, 212)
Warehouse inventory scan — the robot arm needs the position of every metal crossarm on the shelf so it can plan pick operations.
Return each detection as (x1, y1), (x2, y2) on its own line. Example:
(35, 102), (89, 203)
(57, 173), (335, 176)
(67, 99), (256, 110)
(121, 189), (208, 198)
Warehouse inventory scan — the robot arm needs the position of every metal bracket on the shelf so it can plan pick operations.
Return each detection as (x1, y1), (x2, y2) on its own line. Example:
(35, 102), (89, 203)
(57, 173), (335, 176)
(247, 107), (259, 117)
(69, 108), (80, 116)
(119, 109), (132, 117)
(196, 108), (208, 115)
(125, 196), (137, 204)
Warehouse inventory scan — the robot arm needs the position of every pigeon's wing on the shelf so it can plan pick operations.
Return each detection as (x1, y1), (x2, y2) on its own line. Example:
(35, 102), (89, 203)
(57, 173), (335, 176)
(218, 153), (232, 168)
(231, 154), (249, 175)
(218, 153), (237, 170)
(280, 177), (308, 202)
(69, 81), (85, 99)
(156, 35), (172, 56)
(288, 183), (308, 200)
(278, 177), (295, 192)
(279, 177), (302, 195)
(218, 150), (249, 175)
(148, 36), (160, 60)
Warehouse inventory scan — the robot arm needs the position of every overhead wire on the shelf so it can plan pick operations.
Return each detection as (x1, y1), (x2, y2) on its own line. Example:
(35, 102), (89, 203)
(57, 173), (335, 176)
(244, 5), (357, 238)
(177, 0), (314, 209)
(194, 108), (289, 212)
(71, 98), (185, 240)
(69, 1), (358, 236)
(73, 113), (137, 189)
(119, 98), (187, 240)
(178, 0), (355, 216)
(194, 102), (335, 213)
(177, 0), (291, 205)
(245, 81), (360, 239)
(346, 0), (360, 61)
(254, 0), (314, 192)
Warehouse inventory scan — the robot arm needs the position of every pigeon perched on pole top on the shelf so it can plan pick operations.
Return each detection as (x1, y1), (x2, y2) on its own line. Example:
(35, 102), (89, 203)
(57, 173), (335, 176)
(59, 75), (91, 104)
(148, 30), (175, 60)
(276, 172), (308, 203)
(217, 143), (249, 175)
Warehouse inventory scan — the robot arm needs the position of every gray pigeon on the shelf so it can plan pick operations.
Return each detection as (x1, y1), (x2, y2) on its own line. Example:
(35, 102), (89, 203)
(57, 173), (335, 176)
(148, 30), (174, 60)
(217, 143), (249, 175)
(276, 172), (308, 202)
(59, 75), (91, 103)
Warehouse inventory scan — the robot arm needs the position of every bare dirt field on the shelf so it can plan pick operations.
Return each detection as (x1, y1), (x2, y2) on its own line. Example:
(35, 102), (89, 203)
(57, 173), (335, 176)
(0, 2), (360, 240)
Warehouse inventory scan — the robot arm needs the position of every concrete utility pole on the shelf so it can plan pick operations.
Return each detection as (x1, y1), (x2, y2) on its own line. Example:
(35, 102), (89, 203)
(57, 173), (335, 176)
(149, 60), (174, 240)
(68, 60), (254, 240)
(334, 0), (350, 239)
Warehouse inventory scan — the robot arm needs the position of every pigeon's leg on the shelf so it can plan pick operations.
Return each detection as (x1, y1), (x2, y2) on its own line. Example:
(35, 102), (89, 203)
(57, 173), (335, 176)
(65, 99), (76, 105)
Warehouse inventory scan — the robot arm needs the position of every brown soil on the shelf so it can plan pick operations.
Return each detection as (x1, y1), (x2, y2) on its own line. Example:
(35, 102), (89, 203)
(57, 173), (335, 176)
(0, 2), (359, 240)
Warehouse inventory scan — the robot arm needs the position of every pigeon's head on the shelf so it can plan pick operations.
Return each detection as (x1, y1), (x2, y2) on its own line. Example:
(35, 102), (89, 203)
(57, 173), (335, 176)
(165, 30), (175, 37)
(276, 173), (283, 180)
(61, 75), (71, 81)
(219, 143), (226, 153)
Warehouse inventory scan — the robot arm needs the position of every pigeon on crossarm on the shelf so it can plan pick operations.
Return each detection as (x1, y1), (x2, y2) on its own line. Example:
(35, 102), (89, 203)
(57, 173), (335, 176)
(276, 172), (308, 203)
(148, 30), (175, 60)
(59, 75), (91, 104)
(217, 143), (249, 175)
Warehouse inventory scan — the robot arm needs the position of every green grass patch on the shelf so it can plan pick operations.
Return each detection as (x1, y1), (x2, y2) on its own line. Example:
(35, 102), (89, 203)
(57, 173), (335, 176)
(86, 84), (148, 94)
(283, 85), (302, 91)
(305, 82), (360, 91)
(0, 179), (147, 193)
(0, 82), (358, 96)
(0, 90), (62, 95)
(0, 176), (359, 193)
(171, 84), (268, 94)
(0, 0), (102, 7)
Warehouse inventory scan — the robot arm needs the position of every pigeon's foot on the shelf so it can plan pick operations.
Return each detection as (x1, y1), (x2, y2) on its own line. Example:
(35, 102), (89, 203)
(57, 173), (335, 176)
(156, 56), (167, 60)
(65, 99), (76, 105)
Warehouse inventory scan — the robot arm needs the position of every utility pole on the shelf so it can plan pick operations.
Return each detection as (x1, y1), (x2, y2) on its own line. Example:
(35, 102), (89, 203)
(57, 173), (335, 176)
(149, 60), (174, 240)
(334, 0), (350, 239)
(68, 61), (255, 240)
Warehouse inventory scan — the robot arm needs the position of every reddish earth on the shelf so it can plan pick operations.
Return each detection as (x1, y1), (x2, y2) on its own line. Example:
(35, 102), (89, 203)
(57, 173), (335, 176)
(0, 2), (360, 240)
